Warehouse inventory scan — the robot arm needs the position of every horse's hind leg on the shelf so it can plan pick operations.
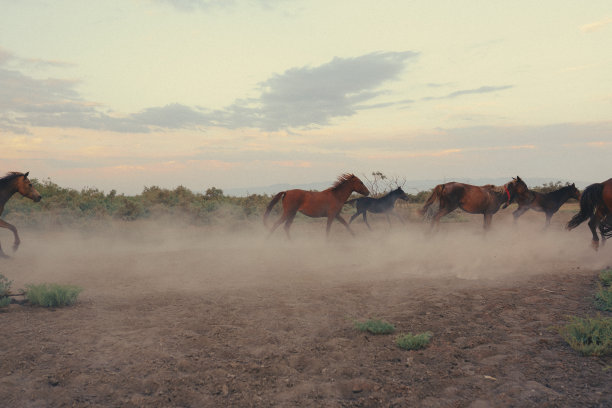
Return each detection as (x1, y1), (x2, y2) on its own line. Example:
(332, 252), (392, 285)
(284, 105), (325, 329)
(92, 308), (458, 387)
(268, 214), (288, 237)
(335, 214), (355, 236)
(588, 216), (601, 250)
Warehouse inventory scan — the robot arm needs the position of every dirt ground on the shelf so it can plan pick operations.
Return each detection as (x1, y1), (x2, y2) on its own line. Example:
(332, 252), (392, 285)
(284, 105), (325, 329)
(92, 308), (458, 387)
(1, 206), (612, 407)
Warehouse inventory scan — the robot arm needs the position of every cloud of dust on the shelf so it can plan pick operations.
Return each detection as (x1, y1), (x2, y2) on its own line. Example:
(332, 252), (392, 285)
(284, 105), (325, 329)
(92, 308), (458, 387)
(2, 210), (610, 300)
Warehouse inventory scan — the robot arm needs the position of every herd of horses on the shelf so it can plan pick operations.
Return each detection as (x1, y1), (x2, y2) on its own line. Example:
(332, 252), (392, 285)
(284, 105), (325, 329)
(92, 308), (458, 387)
(0, 171), (611, 258)
(262, 173), (612, 250)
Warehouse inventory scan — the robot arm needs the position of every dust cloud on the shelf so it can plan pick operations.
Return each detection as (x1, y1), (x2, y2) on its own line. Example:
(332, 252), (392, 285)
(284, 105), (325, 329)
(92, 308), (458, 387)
(3, 209), (610, 300)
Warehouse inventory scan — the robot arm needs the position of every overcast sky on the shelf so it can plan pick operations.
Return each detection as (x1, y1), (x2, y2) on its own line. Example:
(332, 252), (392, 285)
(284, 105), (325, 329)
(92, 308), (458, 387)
(1, 0), (610, 194)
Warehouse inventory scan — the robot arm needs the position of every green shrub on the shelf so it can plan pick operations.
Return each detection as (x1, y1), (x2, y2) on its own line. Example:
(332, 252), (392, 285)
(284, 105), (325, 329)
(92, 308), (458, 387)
(594, 285), (612, 312)
(354, 319), (396, 335)
(25, 283), (83, 307)
(396, 332), (433, 350)
(0, 273), (12, 296)
(600, 268), (612, 287)
(0, 273), (13, 307)
(558, 316), (612, 356)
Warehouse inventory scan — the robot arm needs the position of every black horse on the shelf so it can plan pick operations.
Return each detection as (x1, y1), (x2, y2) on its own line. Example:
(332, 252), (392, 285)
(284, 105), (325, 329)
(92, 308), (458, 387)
(567, 178), (612, 250)
(345, 187), (409, 230)
(513, 183), (580, 228)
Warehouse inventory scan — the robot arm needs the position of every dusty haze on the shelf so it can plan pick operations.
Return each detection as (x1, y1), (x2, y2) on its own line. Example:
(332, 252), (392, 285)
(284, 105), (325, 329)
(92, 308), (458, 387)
(5, 209), (609, 297)
(2, 208), (611, 407)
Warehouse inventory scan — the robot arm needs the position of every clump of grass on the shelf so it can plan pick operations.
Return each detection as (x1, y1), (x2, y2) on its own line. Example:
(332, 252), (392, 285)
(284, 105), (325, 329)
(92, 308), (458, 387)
(396, 332), (433, 350)
(594, 285), (612, 311)
(558, 315), (612, 356)
(25, 283), (83, 307)
(354, 319), (395, 335)
(0, 273), (13, 308)
(599, 268), (612, 287)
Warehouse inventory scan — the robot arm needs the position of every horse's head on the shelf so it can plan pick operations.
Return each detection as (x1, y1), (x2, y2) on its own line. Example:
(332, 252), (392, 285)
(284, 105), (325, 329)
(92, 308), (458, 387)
(351, 175), (370, 196)
(16, 172), (41, 202)
(568, 183), (581, 201)
(394, 187), (410, 201)
(502, 176), (529, 208)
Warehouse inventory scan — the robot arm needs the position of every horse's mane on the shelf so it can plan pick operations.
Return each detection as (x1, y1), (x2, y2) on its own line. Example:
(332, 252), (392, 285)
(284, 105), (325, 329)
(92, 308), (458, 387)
(0, 172), (25, 188)
(331, 173), (355, 191)
(482, 184), (505, 195)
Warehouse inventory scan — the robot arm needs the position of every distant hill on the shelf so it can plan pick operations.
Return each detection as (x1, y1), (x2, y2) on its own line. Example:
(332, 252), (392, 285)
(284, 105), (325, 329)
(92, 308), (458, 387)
(222, 177), (589, 197)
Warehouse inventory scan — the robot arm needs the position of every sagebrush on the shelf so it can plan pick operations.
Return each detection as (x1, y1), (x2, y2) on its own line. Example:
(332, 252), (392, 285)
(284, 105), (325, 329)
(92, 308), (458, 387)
(558, 315), (612, 356)
(396, 332), (433, 350)
(25, 283), (83, 307)
(354, 319), (396, 335)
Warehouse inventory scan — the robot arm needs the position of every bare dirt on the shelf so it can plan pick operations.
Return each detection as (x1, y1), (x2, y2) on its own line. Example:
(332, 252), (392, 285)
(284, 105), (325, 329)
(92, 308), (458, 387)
(1, 207), (611, 407)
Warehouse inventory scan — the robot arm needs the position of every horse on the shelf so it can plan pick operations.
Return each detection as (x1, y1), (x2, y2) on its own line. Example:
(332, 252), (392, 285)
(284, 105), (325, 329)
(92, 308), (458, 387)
(345, 187), (409, 230)
(419, 176), (529, 231)
(567, 178), (612, 250)
(263, 173), (370, 238)
(513, 183), (580, 228)
(0, 172), (42, 258)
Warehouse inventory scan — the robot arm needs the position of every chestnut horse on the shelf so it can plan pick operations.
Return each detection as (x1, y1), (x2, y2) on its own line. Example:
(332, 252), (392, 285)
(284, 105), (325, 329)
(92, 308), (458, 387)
(263, 173), (370, 238)
(513, 183), (580, 228)
(419, 176), (529, 230)
(0, 172), (42, 258)
(567, 178), (612, 250)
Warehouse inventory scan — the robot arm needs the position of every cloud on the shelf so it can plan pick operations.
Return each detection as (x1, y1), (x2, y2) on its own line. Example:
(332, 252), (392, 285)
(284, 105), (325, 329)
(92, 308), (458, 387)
(580, 17), (612, 33)
(1, 48), (418, 133)
(218, 51), (419, 130)
(153, 0), (289, 12)
(422, 85), (513, 101)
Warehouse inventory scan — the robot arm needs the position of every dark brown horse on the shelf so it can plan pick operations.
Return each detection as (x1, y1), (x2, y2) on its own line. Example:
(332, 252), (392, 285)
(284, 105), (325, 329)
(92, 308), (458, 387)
(0, 172), (42, 258)
(346, 187), (409, 230)
(513, 183), (580, 228)
(263, 173), (370, 238)
(419, 176), (529, 230)
(567, 178), (612, 250)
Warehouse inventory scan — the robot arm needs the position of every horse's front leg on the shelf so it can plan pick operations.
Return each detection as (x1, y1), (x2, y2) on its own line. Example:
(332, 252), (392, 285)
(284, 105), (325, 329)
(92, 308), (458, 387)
(483, 213), (493, 230)
(512, 206), (528, 224)
(0, 218), (20, 252)
(334, 214), (355, 236)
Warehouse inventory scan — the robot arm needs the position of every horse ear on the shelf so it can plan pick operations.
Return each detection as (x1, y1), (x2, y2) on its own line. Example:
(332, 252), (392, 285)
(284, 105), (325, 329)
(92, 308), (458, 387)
(24, 171), (29, 178)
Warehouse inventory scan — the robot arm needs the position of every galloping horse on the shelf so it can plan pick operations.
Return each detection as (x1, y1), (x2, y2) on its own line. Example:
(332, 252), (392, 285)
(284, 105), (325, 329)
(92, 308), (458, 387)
(263, 173), (370, 238)
(346, 187), (409, 230)
(513, 183), (580, 228)
(0, 172), (42, 258)
(567, 178), (612, 250)
(419, 176), (529, 230)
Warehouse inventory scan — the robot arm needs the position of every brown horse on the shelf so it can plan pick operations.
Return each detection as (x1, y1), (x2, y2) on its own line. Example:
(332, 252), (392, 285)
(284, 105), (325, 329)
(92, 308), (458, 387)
(513, 183), (580, 228)
(567, 178), (612, 250)
(0, 172), (42, 258)
(419, 176), (529, 230)
(263, 173), (370, 238)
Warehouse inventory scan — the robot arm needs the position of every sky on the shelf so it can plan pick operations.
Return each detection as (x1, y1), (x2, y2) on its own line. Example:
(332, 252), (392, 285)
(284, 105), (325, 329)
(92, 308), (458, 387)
(1, 0), (611, 194)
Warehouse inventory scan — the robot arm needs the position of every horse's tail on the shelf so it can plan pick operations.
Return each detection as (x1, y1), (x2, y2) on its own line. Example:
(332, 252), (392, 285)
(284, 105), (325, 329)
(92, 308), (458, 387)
(567, 183), (603, 230)
(263, 191), (286, 227)
(344, 198), (359, 207)
(418, 184), (444, 216)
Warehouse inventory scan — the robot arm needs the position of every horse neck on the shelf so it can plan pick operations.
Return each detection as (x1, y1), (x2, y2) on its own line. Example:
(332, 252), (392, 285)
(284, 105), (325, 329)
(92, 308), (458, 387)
(549, 187), (572, 202)
(333, 182), (360, 201)
(0, 182), (18, 208)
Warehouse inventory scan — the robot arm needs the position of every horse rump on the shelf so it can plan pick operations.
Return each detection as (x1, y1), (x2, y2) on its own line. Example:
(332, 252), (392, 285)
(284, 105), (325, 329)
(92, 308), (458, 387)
(263, 191), (286, 227)
(567, 183), (604, 230)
